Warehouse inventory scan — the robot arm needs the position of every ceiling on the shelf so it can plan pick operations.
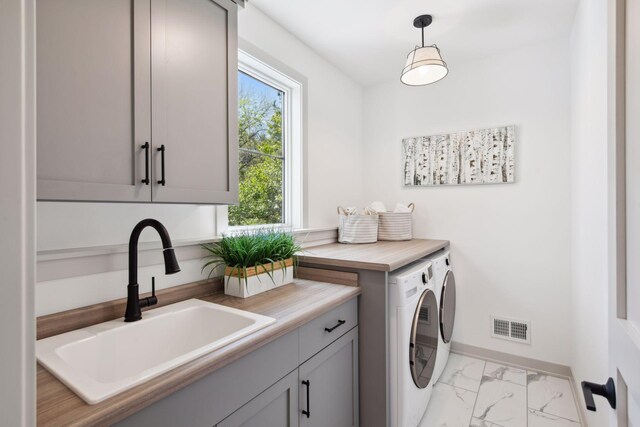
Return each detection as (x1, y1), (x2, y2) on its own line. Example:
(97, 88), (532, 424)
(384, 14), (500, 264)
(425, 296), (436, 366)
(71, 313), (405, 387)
(249, 0), (579, 86)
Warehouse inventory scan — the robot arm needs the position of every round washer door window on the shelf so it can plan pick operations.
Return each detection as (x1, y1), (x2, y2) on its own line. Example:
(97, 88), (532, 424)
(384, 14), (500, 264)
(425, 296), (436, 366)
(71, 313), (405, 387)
(409, 288), (439, 389)
(440, 270), (457, 343)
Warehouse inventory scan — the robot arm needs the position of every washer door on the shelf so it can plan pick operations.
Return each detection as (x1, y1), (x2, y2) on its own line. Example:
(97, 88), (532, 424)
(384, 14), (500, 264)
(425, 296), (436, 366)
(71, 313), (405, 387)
(440, 270), (457, 343)
(409, 288), (439, 388)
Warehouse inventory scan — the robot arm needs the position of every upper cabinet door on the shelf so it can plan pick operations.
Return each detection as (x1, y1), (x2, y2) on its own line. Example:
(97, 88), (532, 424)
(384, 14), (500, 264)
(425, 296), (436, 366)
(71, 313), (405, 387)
(151, 0), (238, 204)
(37, 0), (152, 202)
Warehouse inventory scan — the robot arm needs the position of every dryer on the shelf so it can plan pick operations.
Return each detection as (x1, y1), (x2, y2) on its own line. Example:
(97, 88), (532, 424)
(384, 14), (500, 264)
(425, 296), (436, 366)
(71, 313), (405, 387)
(389, 259), (439, 427)
(428, 249), (457, 383)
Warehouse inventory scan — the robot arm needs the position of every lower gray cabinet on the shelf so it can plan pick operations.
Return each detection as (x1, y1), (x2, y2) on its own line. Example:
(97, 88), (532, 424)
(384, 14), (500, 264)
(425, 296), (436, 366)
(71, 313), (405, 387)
(115, 300), (358, 427)
(217, 370), (299, 427)
(115, 330), (299, 427)
(217, 326), (359, 427)
(299, 327), (359, 427)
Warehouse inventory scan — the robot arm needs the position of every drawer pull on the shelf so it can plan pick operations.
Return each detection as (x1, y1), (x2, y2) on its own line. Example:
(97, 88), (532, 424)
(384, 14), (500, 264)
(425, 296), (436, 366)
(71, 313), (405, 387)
(324, 319), (346, 333)
(302, 380), (310, 418)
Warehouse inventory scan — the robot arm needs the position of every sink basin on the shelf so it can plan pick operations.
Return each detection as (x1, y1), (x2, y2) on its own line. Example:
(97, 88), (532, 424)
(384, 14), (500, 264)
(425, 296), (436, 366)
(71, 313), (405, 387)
(36, 299), (276, 404)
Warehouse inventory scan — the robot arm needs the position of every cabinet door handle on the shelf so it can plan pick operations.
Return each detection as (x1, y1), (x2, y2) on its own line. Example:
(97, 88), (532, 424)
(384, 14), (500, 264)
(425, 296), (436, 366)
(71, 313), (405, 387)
(157, 145), (166, 186)
(141, 142), (150, 185)
(301, 380), (310, 418)
(325, 319), (346, 333)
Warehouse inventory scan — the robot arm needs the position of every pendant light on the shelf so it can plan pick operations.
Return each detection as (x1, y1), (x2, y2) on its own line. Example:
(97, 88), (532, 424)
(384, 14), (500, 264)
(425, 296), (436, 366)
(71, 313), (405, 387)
(400, 14), (448, 86)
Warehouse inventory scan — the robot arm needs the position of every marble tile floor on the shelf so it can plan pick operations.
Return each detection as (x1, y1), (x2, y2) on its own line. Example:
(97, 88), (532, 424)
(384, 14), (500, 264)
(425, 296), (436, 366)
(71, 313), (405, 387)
(420, 354), (583, 427)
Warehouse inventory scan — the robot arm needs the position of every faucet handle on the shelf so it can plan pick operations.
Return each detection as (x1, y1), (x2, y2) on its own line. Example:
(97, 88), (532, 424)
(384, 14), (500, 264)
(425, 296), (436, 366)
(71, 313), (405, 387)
(139, 277), (158, 309)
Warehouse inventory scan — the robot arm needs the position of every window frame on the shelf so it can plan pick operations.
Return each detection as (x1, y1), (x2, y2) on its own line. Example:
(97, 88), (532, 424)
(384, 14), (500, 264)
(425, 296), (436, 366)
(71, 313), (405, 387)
(217, 48), (304, 233)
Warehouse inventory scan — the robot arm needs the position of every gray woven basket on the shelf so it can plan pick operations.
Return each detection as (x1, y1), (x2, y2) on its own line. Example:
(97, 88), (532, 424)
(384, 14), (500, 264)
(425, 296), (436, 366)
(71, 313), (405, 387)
(337, 206), (379, 244)
(377, 203), (414, 241)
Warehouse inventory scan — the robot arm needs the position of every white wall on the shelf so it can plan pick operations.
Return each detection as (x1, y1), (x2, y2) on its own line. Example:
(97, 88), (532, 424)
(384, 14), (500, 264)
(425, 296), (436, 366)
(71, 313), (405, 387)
(363, 40), (573, 365)
(238, 4), (366, 227)
(37, 203), (217, 251)
(36, 203), (218, 315)
(36, 3), (365, 315)
(569, 0), (609, 424)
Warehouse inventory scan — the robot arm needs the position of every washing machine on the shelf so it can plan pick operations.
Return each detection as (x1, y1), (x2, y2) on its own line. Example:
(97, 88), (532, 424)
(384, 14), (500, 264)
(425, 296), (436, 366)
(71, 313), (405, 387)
(389, 259), (439, 427)
(428, 249), (456, 383)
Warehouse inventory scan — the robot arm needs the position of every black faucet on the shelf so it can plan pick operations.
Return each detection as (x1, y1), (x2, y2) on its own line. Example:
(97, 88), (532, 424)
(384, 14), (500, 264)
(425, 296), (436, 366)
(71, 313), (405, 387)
(124, 219), (181, 322)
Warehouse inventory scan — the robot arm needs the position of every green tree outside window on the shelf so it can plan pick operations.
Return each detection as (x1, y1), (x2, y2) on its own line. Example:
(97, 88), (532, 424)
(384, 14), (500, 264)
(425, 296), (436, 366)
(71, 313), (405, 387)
(229, 71), (285, 226)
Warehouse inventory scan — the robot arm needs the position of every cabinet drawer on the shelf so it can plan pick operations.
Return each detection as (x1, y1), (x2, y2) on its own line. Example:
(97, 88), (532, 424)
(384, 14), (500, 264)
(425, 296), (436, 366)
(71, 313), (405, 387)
(299, 298), (357, 362)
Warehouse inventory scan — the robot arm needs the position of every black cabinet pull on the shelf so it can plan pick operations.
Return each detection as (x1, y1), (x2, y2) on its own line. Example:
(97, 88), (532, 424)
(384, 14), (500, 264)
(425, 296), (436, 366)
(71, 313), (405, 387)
(157, 145), (166, 186)
(325, 319), (346, 333)
(302, 380), (310, 418)
(141, 142), (150, 185)
(581, 378), (616, 411)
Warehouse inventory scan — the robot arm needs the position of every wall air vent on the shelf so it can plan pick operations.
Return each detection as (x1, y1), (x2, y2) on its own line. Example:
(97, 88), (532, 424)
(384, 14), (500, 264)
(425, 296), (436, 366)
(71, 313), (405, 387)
(493, 318), (510, 337)
(490, 315), (531, 344)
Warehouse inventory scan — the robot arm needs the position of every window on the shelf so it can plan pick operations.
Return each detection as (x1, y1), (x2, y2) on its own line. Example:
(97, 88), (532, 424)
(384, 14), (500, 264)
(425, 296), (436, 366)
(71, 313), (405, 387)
(229, 71), (285, 226)
(221, 49), (303, 231)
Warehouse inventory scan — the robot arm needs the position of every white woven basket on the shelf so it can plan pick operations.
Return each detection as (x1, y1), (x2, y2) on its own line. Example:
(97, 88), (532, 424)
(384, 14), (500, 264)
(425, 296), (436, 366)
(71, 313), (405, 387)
(377, 203), (415, 241)
(337, 207), (379, 244)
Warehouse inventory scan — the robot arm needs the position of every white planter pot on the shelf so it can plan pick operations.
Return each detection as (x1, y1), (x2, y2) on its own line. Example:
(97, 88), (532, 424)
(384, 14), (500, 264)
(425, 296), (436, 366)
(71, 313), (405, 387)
(224, 265), (294, 298)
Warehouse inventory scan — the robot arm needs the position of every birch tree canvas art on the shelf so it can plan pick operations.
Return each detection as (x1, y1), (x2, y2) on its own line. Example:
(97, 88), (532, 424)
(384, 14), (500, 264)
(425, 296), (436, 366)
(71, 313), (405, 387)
(403, 125), (515, 186)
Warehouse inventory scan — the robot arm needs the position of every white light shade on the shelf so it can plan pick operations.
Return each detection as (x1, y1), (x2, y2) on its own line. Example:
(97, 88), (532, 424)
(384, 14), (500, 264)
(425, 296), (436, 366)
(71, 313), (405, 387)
(400, 45), (448, 86)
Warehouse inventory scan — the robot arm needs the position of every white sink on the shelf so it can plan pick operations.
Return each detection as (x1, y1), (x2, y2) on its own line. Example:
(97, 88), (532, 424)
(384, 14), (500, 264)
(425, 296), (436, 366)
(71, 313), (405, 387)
(36, 299), (276, 404)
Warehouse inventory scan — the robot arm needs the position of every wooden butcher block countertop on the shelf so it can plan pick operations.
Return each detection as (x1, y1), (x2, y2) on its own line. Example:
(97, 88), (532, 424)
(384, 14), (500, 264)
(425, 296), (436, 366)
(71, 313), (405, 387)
(298, 238), (449, 272)
(37, 279), (360, 427)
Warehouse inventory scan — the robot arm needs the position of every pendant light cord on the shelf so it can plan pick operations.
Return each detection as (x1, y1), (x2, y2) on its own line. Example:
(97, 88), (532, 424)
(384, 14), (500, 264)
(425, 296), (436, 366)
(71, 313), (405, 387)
(421, 26), (425, 47)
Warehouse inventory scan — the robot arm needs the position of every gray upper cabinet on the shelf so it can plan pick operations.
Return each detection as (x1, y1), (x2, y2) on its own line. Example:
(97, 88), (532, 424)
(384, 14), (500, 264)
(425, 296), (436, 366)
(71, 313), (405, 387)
(37, 0), (151, 202)
(299, 327), (359, 427)
(36, 0), (238, 204)
(151, 0), (238, 204)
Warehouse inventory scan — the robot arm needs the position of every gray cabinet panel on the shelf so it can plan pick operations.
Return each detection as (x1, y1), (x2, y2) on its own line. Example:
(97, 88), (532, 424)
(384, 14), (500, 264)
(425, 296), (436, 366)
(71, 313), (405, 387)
(37, 0), (151, 202)
(299, 297), (357, 363)
(218, 370), (299, 427)
(299, 327), (359, 427)
(116, 329), (299, 427)
(357, 270), (388, 427)
(151, 0), (238, 204)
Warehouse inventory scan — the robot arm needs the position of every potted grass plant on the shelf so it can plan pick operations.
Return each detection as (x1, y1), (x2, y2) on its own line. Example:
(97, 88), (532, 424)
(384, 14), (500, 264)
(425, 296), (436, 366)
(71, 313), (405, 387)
(202, 229), (301, 298)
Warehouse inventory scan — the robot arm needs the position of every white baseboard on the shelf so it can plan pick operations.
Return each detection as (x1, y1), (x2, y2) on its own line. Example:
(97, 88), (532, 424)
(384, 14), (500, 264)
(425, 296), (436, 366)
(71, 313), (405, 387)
(451, 341), (572, 377)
